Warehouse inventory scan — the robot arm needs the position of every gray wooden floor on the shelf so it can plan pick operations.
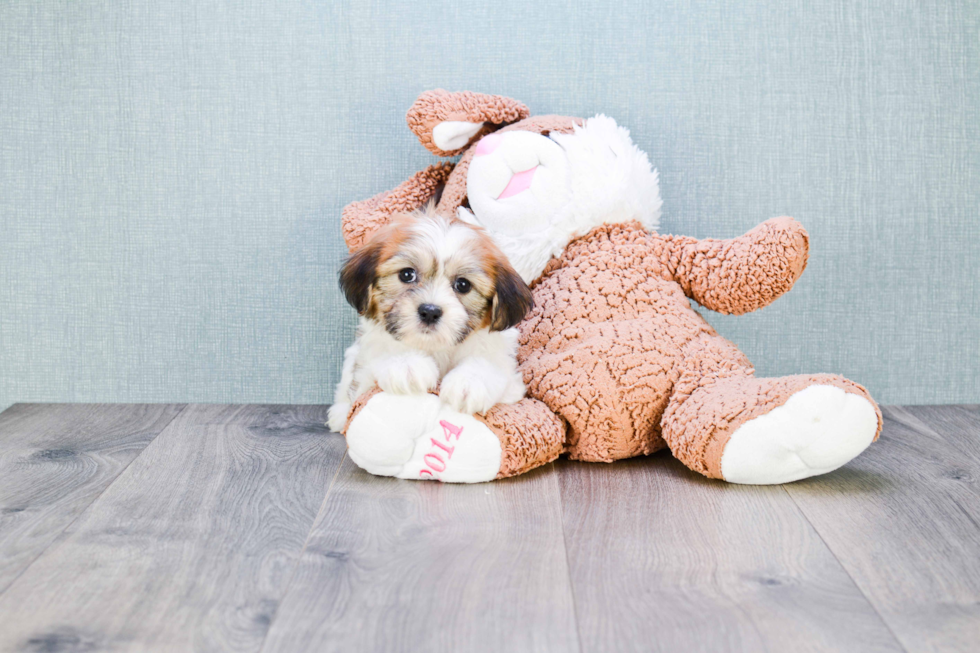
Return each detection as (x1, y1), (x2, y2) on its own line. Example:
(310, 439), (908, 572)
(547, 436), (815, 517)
(0, 404), (977, 652)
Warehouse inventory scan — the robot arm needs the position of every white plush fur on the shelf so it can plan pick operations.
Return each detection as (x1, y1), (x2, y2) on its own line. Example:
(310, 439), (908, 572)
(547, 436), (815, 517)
(720, 385), (879, 484)
(346, 392), (502, 483)
(432, 120), (485, 151)
(460, 115), (662, 283)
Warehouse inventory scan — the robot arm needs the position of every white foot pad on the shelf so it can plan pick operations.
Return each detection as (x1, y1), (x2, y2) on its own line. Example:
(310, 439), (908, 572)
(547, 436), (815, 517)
(345, 393), (502, 483)
(720, 385), (878, 485)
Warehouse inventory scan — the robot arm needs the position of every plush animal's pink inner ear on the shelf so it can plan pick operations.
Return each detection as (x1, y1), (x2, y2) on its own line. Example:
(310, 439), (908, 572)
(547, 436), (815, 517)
(475, 132), (503, 156)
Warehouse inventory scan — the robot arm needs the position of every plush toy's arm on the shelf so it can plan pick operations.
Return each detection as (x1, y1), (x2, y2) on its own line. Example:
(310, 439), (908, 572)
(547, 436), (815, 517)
(341, 162), (455, 252)
(407, 89), (530, 156)
(654, 217), (810, 315)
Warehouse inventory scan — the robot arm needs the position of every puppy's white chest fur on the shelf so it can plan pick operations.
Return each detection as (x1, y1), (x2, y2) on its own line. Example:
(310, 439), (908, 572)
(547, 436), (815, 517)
(328, 319), (525, 432)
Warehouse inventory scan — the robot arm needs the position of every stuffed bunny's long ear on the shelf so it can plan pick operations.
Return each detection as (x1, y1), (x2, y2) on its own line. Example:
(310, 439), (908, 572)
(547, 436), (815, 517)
(407, 90), (530, 157)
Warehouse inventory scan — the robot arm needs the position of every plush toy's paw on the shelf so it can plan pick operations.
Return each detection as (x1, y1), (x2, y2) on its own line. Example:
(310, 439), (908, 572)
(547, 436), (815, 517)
(374, 354), (440, 395)
(346, 393), (441, 476)
(439, 369), (497, 414)
(720, 385), (879, 484)
(345, 392), (502, 483)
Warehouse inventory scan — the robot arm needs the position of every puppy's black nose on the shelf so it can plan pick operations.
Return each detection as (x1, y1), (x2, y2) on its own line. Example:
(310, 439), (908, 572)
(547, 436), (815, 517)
(417, 303), (443, 325)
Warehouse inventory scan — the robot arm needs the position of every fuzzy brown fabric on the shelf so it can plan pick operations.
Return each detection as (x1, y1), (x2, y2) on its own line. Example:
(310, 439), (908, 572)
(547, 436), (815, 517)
(519, 220), (849, 465)
(340, 90), (883, 481)
(407, 89), (530, 156)
(662, 369), (882, 479)
(477, 398), (566, 479)
(342, 162), (454, 252)
(655, 217), (810, 315)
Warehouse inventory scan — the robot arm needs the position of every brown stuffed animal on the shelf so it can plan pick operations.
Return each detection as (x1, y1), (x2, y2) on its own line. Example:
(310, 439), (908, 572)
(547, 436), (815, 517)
(336, 89), (882, 484)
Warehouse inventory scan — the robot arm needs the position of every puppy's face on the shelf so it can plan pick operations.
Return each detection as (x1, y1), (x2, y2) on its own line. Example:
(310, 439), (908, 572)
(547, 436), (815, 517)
(340, 211), (533, 351)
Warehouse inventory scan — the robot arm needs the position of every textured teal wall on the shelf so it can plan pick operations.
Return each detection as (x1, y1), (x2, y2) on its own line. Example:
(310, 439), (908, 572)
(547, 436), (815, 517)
(1, 0), (978, 410)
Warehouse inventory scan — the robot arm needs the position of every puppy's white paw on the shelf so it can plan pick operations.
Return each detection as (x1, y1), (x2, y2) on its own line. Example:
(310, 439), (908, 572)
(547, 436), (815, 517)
(327, 402), (350, 432)
(375, 354), (439, 395)
(439, 369), (496, 414)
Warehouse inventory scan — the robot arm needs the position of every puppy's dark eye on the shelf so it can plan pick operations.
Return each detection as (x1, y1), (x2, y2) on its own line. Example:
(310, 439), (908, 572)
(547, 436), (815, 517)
(398, 268), (417, 283)
(454, 278), (471, 294)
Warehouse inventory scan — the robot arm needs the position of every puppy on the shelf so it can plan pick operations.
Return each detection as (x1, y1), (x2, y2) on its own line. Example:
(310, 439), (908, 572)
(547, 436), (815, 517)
(327, 206), (534, 432)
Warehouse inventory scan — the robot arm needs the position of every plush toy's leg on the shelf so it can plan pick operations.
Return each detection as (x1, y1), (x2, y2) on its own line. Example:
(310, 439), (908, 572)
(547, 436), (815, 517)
(661, 338), (882, 484)
(340, 389), (564, 482)
(478, 399), (567, 478)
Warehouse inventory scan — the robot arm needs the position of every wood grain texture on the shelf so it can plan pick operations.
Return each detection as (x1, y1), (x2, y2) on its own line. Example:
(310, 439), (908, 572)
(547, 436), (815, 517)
(557, 454), (904, 653)
(905, 404), (980, 466)
(0, 404), (345, 653)
(785, 405), (980, 653)
(261, 459), (580, 653)
(3, 403), (979, 652)
(0, 403), (185, 594)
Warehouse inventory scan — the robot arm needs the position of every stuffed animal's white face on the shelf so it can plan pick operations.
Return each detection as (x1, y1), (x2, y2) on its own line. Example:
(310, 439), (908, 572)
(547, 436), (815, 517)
(456, 116), (663, 283)
(465, 130), (572, 237)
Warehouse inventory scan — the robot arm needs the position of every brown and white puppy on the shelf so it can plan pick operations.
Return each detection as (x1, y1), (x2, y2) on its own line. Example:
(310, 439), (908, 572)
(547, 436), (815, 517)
(327, 206), (533, 431)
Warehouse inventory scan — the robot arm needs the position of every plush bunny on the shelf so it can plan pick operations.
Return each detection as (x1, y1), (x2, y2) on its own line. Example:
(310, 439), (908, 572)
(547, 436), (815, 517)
(336, 89), (881, 484)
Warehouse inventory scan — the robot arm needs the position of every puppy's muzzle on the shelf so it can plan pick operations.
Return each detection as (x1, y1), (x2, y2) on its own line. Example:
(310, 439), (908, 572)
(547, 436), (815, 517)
(417, 303), (443, 326)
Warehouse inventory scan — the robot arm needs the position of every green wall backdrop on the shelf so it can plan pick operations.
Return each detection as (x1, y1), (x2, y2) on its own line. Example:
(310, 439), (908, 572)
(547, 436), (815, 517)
(1, 0), (978, 411)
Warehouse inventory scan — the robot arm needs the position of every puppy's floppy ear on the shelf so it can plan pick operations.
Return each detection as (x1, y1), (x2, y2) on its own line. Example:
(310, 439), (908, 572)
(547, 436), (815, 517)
(339, 239), (383, 316)
(490, 265), (534, 332)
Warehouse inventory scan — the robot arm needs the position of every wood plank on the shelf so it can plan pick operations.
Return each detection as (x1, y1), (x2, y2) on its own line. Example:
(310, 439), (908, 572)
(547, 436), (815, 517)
(0, 403), (185, 594)
(558, 455), (903, 653)
(905, 404), (980, 464)
(0, 404), (345, 653)
(785, 405), (980, 653)
(261, 459), (580, 653)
